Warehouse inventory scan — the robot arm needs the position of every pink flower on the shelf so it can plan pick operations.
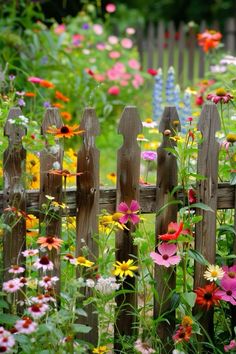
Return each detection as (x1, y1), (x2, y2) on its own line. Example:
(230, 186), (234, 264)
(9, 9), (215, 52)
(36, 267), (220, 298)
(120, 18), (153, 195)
(108, 35), (118, 45)
(120, 80), (129, 86)
(159, 221), (184, 241)
(147, 68), (158, 76)
(106, 3), (116, 13)
(128, 59), (141, 70)
(72, 34), (84, 46)
(132, 73), (144, 88)
(207, 88), (233, 104)
(0, 330), (15, 350)
(28, 76), (43, 83)
(27, 302), (49, 319)
(94, 74), (106, 82)
(22, 249), (39, 257)
(118, 200), (140, 225)
(96, 43), (106, 51)
(108, 86), (120, 95)
(39, 275), (59, 289)
(215, 278), (236, 305)
(3, 278), (21, 293)
(109, 51), (121, 59)
(33, 255), (54, 272)
(8, 265), (25, 274)
(15, 318), (37, 334)
(222, 265), (236, 283)
(121, 38), (133, 49)
(114, 62), (126, 73)
(126, 27), (136, 35)
(93, 24), (103, 35)
(54, 24), (66, 35)
(141, 151), (157, 161)
(224, 339), (236, 352)
(150, 243), (181, 267)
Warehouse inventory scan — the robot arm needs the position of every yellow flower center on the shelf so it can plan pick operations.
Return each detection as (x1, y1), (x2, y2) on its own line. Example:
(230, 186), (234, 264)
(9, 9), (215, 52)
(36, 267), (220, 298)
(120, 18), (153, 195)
(77, 256), (86, 263)
(226, 133), (236, 143)
(145, 118), (153, 123)
(172, 120), (180, 126)
(120, 263), (129, 271)
(211, 270), (218, 277)
(215, 88), (226, 96)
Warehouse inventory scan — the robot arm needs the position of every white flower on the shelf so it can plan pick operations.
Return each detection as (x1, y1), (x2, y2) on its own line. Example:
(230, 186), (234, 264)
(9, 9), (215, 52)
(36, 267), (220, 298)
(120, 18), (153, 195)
(49, 144), (60, 154)
(204, 264), (225, 282)
(52, 161), (61, 170)
(95, 277), (120, 294)
(86, 279), (95, 288)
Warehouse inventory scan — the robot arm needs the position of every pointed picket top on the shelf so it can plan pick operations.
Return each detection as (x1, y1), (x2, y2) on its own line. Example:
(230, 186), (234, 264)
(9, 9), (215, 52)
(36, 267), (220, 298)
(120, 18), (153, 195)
(41, 107), (63, 135)
(159, 106), (181, 143)
(4, 107), (26, 142)
(118, 106), (142, 146)
(197, 102), (221, 137)
(80, 107), (100, 147)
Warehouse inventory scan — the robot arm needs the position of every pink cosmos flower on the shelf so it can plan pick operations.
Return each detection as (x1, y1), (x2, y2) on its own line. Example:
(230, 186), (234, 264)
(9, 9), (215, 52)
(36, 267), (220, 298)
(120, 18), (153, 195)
(28, 76), (43, 83)
(108, 86), (120, 95)
(109, 51), (121, 59)
(224, 339), (236, 352)
(27, 302), (49, 319)
(128, 59), (141, 70)
(222, 265), (236, 283)
(33, 255), (54, 272)
(121, 38), (133, 49)
(118, 200), (140, 225)
(3, 278), (21, 293)
(106, 3), (116, 13)
(15, 318), (37, 334)
(126, 27), (136, 35)
(215, 278), (236, 305)
(141, 151), (157, 161)
(93, 24), (103, 35)
(150, 243), (181, 267)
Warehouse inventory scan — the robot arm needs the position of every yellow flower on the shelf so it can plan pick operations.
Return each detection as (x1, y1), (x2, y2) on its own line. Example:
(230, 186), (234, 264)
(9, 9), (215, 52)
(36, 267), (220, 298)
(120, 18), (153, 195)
(181, 315), (193, 327)
(92, 346), (109, 354)
(74, 256), (94, 268)
(185, 87), (197, 95)
(99, 213), (128, 234)
(226, 133), (236, 143)
(106, 172), (116, 184)
(204, 264), (225, 282)
(113, 259), (138, 278)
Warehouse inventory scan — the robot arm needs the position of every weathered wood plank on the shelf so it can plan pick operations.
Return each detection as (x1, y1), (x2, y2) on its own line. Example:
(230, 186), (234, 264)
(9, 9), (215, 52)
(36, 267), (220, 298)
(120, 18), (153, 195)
(168, 21), (175, 67)
(39, 108), (63, 296)
(177, 22), (185, 86)
(187, 26), (195, 83)
(114, 106), (142, 352)
(76, 108), (100, 345)
(157, 21), (165, 68)
(154, 106), (181, 351)
(194, 102), (221, 342)
(147, 22), (155, 68)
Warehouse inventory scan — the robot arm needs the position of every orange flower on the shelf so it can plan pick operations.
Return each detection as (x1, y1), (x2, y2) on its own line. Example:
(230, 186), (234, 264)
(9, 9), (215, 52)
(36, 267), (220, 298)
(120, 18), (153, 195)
(55, 90), (70, 102)
(197, 30), (222, 53)
(53, 102), (65, 109)
(47, 124), (84, 138)
(39, 80), (55, 89)
(37, 236), (63, 250)
(195, 283), (221, 310)
(25, 92), (36, 97)
(61, 111), (72, 121)
(48, 169), (83, 178)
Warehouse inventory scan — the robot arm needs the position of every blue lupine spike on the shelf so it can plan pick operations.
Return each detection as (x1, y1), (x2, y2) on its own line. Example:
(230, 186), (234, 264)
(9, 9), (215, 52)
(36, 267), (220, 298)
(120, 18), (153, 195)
(166, 66), (175, 105)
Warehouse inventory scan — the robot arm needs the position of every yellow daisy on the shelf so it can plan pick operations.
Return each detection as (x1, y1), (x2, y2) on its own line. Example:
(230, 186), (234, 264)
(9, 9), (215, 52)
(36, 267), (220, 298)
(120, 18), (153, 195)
(74, 256), (94, 268)
(113, 259), (138, 278)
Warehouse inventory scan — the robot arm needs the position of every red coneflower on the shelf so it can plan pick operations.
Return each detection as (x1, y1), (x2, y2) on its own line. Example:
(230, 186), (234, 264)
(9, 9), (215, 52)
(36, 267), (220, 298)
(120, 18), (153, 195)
(47, 124), (84, 138)
(173, 324), (192, 343)
(195, 283), (221, 310)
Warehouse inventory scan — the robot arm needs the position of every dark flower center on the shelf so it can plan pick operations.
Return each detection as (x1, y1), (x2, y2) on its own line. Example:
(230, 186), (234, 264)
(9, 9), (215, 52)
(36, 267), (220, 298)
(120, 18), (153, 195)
(0, 346), (8, 352)
(46, 237), (54, 244)
(31, 304), (41, 312)
(203, 292), (212, 300)
(228, 271), (236, 278)
(226, 290), (232, 296)
(60, 126), (70, 134)
(162, 254), (169, 260)
(40, 256), (50, 265)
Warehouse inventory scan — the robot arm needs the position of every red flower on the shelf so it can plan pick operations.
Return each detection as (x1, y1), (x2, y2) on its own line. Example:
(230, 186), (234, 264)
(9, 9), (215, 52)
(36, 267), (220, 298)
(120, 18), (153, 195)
(85, 68), (95, 77)
(159, 221), (184, 241)
(147, 68), (158, 76)
(197, 30), (222, 53)
(188, 188), (196, 204)
(207, 88), (233, 104)
(195, 95), (204, 106)
(108, 86), (120, 95)
(195, 283), (221, 310)
(173, 325), (192, 343)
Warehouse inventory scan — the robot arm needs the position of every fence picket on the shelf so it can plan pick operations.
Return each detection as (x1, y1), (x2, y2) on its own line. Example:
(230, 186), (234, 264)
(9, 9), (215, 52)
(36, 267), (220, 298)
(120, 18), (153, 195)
(114, 106), (142, 352)
(3, 107), (26, 308)
(154, 106), (181, 350)
(167, 21), (175, 68)
(147, 22), (155, 69)
(194, 102), (221, 340)
(177, 22), (185, 86)
(76, 107), (100, 345)
(157, 21), (165, 68)
(39, 108), (63, 296)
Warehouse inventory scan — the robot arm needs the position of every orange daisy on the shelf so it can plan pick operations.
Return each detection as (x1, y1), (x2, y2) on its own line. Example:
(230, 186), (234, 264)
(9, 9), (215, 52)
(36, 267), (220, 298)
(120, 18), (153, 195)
(37, 236), (63, 251)
(61, 111), (72, 121)
(25, 92), (36, 97)
(53, 102), (65, 109)
(47, 124), (84, 138)
(48, 169), (83, 178)
(55, 90), (70, 102)
(39, 80), (55, 89)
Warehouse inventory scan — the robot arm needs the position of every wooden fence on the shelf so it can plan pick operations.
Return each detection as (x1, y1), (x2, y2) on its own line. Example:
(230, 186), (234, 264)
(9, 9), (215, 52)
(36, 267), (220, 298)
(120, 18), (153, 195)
(136, 17), (236, 85)
(0, 104), (236, 352)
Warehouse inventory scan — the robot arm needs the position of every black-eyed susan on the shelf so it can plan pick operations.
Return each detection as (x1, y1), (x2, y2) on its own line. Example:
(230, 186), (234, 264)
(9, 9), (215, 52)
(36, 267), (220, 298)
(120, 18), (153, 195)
(47, 125), (84, 139)
(92, 346), (109, 354)
(72, 256), (94, 268)
(113, 259), (138, 278)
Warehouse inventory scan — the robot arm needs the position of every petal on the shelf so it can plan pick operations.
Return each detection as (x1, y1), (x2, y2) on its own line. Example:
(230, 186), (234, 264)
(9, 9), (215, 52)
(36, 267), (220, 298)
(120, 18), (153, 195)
(130, 200), (140, 212)
(168, 255), (181, 265)
(119, 215), (129, 224)
(150, 252), (167, 266)
(130, 214), (140, 224)
(118, 202), (129, 213)
(158, 243), (177, 256)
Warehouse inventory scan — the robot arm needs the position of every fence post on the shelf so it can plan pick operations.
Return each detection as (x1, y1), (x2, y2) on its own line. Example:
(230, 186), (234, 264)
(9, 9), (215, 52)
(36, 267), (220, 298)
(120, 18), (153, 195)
(194, 102), (221, 341)
(3, 107), (26, 308)
(154, 106), (181, 351)
(39, 108), (63, 296)
(114, 106), (142, 352)
(76, 107), (100, 345)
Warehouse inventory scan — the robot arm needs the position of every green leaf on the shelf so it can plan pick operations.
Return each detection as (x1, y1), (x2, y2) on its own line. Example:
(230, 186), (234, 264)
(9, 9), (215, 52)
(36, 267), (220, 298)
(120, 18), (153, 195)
(188, 249), (209, 266)
(0, 313), (19, 325)
(71, 324), (92, 334)
(181, 292), (197, 308)
(156, 200), (183, 217)
(0, 299), (9, 309)
(75, 308), (87, 317)
(179, 203), (214, 215)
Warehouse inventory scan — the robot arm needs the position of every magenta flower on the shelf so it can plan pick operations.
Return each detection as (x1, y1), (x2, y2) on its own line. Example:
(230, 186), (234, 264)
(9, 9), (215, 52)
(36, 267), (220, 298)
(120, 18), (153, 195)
(215, 278), (236, 305)
(28, 76), (43, 83)
(207, 88), (233, 104)
(222, 265), (236, 284)
(141, 151), (157, 161)
(105, 3), (116, 13)
(118, 200), (140, 225)
(150, 243), (181, 268)
(224, 339), (236, 352)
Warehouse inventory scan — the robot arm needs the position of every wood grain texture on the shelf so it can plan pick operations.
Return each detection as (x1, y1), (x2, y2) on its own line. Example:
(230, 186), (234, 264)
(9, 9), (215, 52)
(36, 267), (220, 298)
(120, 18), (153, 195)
(154, 106), (181, 351)
(194, 102), (221, 344)
(114, 106), (142, 352)
(39, 108), (63, 296)
(76, 108), (100, 345)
